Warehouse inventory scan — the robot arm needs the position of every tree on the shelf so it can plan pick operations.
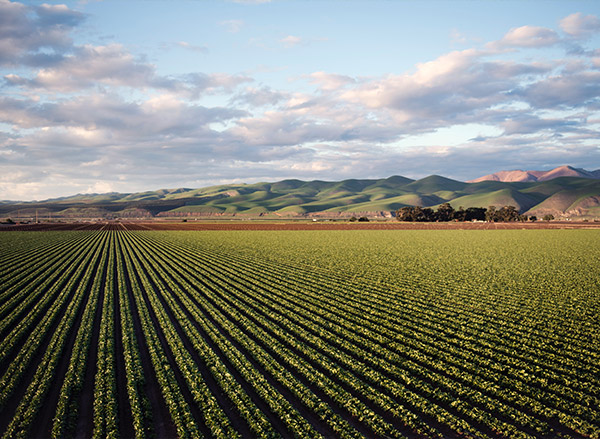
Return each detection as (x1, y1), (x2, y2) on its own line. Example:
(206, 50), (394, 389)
(485, 206), (497, 222)
(529, 216), (537, 222)
(485, 205), (520, 222)
(421, 208), (435, 222)
(543, 214), (554, 221)
(453, 206), (466, 222)
(397, 205), (487, 222)
(396, 206), (422, 221)
(436, 203), (454, 222)
(497, 205), (519, 222)
(396, 206), (435, 222)
(464, 207), (486, 221)
(396, 207), (415, 221)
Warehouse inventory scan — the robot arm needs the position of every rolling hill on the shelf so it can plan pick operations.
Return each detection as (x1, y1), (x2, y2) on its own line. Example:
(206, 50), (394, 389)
(2, 173), (600, 220)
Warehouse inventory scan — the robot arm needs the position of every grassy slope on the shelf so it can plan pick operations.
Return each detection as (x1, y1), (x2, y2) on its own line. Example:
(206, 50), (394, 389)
(448, 188), (542, 212)
(170, 176), (599, 216)
(2, 176), (599, 218)
(524, 178), (600, 214)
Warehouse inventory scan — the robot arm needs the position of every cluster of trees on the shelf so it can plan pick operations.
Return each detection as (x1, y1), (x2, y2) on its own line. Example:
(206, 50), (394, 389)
(396, 203), (554, 222)
(349, 216), (369, 222)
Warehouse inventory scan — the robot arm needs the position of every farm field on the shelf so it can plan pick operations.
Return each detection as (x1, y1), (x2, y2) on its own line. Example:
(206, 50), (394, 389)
(0, 229), (599, 438)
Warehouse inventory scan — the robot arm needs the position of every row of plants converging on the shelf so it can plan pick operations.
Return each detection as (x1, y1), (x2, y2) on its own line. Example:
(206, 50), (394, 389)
(0, 229), (598, 438)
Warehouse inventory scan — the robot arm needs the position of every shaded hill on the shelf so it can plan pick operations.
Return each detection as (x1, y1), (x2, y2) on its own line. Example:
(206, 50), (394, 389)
(2, 175), (600, 220)
(469, 165), (600, 183)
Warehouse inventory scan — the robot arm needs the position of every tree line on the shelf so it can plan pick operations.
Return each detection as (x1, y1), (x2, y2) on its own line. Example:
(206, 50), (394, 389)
(396, 203), (554, 222)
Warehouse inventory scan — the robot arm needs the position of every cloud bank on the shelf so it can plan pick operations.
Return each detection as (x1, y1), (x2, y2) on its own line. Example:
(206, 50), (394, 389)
(1, 1), (600, 200)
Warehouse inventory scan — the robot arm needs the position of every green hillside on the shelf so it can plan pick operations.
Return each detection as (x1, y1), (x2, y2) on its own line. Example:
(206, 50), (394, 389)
(449, 188), (541, 212)
(2, 175), (599, 219)
(403, 175), (467, 193)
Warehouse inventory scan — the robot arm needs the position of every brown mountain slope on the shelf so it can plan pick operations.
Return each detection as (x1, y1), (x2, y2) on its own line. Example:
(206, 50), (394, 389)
(469, 165), (600, 183)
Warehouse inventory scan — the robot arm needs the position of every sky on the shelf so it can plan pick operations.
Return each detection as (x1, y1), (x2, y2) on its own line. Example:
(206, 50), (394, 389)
(1, 0), (600, 200)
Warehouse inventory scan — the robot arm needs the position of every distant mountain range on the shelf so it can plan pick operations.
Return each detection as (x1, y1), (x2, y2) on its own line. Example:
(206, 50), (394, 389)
(468, 165), (600, 183)
(2, 166), (600, 220)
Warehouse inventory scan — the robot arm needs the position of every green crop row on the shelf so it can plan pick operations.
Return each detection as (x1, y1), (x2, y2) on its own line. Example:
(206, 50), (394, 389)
(2, 232), (109, 438)
(0, 229), (598, 439)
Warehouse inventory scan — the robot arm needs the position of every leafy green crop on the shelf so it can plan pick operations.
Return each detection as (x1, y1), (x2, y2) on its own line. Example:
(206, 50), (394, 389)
(0, 230), (598, 438)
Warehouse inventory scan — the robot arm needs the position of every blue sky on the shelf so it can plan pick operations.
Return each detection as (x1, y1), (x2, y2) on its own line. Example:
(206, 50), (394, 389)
(1, 0), (600, 200)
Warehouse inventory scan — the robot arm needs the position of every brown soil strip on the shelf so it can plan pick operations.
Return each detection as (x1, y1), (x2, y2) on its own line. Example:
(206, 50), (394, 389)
(2, 220), (600, 232)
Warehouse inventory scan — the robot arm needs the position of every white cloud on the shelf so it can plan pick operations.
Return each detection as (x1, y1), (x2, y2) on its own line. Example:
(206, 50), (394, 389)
(219, 19), (244, 33)
(185, 72), (252, 95)
(85, 181), (114, 194)
(500, 115), (579, 135)
(494, 25), (559, 48)
(230, 86), (288, 106)
(560, 13), (600, 39)
(174, 41), (208, 53)
(450, 29), (468, 45)
(16, 44), (155, 91)
(289, 161), (332, 172)
(413, 49), (480, 85)
(5, 43), (251, 98)
(0, 0), (84, 66)
(511, 71), (600, 109)
(36, 3), (84, 27)
(0, 92), (247, 149)
(3, 1), (600, 200)
(338, 49), (500, 124)
(280, 35), (302, 48)
(309, 72), (355, 91)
